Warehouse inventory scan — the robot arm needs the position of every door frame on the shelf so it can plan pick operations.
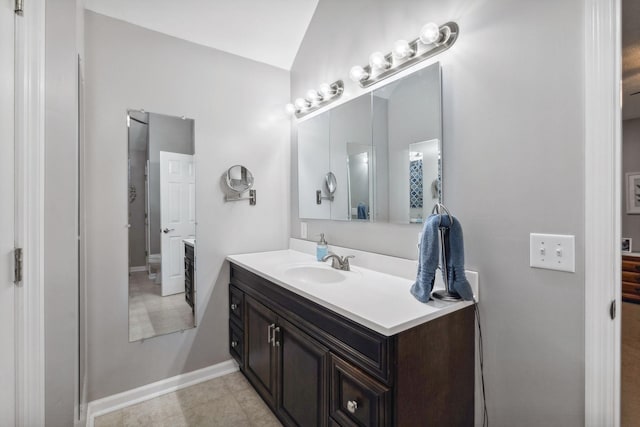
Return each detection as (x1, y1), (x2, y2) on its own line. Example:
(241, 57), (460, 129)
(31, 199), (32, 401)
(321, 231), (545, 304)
(584, 0), (622, 425)
(14, 0), (46, 425)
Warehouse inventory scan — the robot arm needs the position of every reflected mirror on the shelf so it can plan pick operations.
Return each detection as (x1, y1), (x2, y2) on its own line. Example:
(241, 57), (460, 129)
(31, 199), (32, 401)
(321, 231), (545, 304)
(225, 165), (254, 194)
(128, 110), (196, 342)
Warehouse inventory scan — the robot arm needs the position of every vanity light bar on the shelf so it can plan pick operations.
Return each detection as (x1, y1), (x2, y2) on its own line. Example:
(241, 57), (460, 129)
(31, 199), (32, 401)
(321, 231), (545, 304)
(285, 80), (344, 118)
(350, 22), (458, 88)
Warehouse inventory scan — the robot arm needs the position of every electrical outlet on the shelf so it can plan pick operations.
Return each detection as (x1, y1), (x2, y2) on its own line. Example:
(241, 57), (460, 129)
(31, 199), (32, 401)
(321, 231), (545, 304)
(529, 233), (575, 273)
(300, 222), (308, 239)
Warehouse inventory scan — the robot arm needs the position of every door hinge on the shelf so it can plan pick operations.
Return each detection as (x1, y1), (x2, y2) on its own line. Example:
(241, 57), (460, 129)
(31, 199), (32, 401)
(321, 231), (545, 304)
(14, 248), (23, 285)
(14, 0), (23, 16)
(610, 299), (616, 320)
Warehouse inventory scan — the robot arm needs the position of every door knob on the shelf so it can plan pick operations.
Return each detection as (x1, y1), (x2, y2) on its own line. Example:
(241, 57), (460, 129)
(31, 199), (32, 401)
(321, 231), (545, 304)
(163, 228), (174, 234)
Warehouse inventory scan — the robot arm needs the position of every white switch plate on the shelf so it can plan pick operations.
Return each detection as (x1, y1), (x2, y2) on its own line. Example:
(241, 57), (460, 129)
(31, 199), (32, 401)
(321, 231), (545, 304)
(529, 233), (575, 273)
(300, 222), (308, 239)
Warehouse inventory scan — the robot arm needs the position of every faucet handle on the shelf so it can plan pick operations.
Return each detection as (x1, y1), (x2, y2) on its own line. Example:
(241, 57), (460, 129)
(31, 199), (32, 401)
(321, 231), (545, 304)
(341, 255), (355, 271)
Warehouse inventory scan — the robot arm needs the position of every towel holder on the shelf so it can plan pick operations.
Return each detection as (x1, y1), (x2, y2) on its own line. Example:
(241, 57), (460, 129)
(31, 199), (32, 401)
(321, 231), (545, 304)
(431, 203), (462, 302)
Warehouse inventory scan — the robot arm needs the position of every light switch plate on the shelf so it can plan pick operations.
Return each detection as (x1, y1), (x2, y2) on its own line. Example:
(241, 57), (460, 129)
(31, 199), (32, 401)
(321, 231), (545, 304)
(300, 222), (308, 239)
(529, 233), (575, 273)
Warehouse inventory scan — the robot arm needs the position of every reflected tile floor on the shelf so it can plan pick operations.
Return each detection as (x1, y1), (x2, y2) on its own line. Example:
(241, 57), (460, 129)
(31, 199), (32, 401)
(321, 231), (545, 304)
(94, 371), (282, 427)
(129, 271), (194, 341)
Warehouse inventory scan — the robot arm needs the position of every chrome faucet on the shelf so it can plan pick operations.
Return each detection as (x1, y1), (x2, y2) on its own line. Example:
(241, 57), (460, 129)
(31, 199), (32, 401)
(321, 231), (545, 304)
(321, 253), (355, 271)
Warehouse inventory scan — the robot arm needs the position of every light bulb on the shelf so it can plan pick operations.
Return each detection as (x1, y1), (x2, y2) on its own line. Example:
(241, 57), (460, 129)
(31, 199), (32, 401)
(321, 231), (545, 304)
(306, 89), (322, 102)
(349, 65), (369, 82)
(285, 103), (296, 115)
(295, 98), (310, 109)
(392, 40), (414, 60)
(319, 83), (334, 97)
(368, 51), (390, 70)
(419, 22), (441, 44)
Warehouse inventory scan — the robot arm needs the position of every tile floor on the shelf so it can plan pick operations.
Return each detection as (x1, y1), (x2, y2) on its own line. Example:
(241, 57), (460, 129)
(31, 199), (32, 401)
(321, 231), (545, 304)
(94, 371), (282, 427)
(129, 271), (195, 341)
(622, 301), (640, 426)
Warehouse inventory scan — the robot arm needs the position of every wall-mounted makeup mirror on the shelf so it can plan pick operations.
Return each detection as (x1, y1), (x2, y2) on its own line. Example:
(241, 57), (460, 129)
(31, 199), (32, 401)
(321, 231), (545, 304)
(127, 110), (196, 342)
(224, 165), (256, 205)
(297, 62), (442, 224)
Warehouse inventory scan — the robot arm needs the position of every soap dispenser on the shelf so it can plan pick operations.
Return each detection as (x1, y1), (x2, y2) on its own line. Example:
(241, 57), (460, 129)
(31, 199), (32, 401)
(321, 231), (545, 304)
(316, 233), (328, 261)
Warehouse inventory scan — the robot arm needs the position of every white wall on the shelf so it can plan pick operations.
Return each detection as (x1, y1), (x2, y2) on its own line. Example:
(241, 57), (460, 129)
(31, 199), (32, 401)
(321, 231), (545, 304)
(45, 0), (80, 425)
(290, 0), (585, 425)
(84, 11), (290, 400)
(622, 118), (640, 248)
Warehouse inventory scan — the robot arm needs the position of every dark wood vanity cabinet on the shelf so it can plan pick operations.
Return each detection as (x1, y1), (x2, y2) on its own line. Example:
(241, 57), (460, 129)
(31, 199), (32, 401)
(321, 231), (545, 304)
(229, 263), (474, 427)
(184, 243), (195, 313)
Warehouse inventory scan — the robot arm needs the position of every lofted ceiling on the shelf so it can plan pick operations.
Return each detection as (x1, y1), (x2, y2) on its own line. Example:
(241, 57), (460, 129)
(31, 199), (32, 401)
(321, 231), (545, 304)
(83, 0), (318, 70)
(623, 0), (640, 120)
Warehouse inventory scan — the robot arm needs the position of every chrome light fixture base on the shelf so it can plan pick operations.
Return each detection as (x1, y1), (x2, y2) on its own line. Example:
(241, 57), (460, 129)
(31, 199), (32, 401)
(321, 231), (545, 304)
(290, 80), (344, 119)
(355, 22), (458, 88)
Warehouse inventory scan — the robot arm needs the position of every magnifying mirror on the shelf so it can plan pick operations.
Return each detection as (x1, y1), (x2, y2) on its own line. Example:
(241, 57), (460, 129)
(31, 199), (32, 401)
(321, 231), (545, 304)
(324, 172), (337, 195)
(225, 165), (254, 194)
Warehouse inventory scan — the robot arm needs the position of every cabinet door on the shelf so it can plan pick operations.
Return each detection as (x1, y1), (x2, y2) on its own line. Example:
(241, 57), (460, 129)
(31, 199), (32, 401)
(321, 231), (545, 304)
(276, 318), (329, 427)
(245, 295), (277, 406)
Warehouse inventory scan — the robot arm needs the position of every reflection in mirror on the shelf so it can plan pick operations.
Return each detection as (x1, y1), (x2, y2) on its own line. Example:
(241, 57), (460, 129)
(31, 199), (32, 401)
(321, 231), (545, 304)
(347, 143), (373, 220)
(298, 111), (331, 219)
(324, 172), (337, 195)
(128, 110), (196, 342)
(373, 62), (442, 223)
(225, 165), (254, 194)
(409, 139), (440, 223)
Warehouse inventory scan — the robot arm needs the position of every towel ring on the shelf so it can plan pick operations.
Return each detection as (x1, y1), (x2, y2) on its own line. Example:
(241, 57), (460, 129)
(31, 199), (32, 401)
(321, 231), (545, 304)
(431, 203), (453, 227)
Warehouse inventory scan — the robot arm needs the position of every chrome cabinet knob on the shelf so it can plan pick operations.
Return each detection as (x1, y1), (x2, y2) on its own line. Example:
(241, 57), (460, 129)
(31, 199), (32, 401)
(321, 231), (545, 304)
(347, 400), (358, 414)
(230, 303), (238, 311)
(231, 340), (238, 348)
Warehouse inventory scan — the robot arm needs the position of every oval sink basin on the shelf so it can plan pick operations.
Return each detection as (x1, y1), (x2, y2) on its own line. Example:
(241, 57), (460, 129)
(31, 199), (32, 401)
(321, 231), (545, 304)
(283, 265), (347, 284)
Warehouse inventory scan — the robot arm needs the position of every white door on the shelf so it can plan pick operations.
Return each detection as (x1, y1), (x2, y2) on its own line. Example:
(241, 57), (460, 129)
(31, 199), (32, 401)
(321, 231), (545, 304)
(0, 0), (15, 424)
(160, 151), (195, 296)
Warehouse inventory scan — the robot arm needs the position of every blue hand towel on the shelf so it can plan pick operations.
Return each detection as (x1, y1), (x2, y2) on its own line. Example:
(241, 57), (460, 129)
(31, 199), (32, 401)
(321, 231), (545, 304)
(439, 215), (474, 301)
(410, 214), (440, 302)
(357, 203), (368, 219)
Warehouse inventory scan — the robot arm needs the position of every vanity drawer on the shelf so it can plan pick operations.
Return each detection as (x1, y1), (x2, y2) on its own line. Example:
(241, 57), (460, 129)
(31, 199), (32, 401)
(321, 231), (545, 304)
(623, 258), (640, 272)
(623, 271), (640, 284)
(229, 321), (244, 366)
(329, 354), (390, 427)
(229, 285), (244, 328)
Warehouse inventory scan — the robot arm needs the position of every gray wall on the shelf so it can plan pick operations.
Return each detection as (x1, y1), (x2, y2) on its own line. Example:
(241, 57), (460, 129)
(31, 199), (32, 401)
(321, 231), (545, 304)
(623, 118), (640, 248)
(45, 0), (79, 425)
(290, 1), (585, 425)
(84, 11), (290, 400)
(148, 113), (194, 256)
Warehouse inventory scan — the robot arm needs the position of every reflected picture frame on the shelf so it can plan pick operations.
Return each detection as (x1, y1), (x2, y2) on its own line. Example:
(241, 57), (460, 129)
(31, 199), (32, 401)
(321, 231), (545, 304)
(626, 172), (640, 214)
(622, 237), (632, 253)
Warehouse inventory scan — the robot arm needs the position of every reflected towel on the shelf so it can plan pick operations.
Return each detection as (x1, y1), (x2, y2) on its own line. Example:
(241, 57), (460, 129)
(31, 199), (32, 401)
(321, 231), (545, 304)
(357, 203), (368, 220)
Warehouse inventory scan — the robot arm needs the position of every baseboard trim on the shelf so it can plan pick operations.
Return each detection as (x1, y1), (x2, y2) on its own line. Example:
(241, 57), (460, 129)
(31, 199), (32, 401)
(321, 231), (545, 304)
(128, 266), (146, 273)
(85, 359), (239, 427)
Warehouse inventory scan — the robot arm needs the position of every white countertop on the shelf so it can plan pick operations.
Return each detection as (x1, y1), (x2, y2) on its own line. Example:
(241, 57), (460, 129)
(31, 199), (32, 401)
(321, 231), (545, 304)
(183, 239), (195, 247)
(227, 249), (474, 336)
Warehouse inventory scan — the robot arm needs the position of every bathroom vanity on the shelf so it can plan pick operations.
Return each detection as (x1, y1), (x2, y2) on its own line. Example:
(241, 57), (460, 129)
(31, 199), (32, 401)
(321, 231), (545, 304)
(227, 249), (475, 427)
(184, 239), (195, 313)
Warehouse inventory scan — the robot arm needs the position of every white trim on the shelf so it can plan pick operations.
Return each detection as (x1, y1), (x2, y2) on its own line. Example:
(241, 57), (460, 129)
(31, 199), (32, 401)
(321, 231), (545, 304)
(85, 360), (239, 427)
(128, 266), (147, 273)
(584, 0), (621, 426)
(14, 0), (46, 426)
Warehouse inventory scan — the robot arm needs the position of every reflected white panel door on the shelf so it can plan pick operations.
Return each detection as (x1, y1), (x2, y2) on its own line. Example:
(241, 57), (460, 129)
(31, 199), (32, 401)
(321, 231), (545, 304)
(160, 151), (195, 296)
(0, 1), (15, 424)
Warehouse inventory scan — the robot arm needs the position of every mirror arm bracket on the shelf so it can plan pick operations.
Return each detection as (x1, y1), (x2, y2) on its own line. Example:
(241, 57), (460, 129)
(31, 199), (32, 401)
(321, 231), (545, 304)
(225, 189), (256, 206)
(316, 190), (334, 205)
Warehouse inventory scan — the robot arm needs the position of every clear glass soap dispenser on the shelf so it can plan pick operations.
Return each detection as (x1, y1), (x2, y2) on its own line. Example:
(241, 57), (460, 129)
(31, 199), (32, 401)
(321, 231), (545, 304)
(317, 233), (328, 261)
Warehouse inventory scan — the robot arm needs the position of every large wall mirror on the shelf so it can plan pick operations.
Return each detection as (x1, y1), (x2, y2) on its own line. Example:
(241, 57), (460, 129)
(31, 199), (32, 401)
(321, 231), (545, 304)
(127, 110), (196, 342)
(297, 62), (442, 224)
